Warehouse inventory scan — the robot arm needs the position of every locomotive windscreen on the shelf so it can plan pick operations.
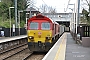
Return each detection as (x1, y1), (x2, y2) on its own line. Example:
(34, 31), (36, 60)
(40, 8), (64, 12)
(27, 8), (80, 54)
(30, 22), (38, 30)
(41, 22), (50, 30)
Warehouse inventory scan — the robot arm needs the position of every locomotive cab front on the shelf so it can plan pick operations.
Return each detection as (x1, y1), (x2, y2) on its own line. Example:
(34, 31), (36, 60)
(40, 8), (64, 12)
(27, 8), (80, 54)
(27, 15), (54, 52)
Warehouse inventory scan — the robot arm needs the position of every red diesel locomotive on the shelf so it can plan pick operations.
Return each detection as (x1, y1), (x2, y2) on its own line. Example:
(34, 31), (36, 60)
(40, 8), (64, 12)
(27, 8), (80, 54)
(27, 14), (63, 52)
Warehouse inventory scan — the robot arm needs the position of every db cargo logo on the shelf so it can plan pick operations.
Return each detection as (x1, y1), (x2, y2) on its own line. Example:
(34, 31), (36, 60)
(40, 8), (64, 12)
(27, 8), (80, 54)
(38, 32), (42, 35)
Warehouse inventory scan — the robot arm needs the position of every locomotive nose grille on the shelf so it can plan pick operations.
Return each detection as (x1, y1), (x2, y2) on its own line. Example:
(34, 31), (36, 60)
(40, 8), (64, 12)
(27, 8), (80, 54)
(38, 35), (41, 38)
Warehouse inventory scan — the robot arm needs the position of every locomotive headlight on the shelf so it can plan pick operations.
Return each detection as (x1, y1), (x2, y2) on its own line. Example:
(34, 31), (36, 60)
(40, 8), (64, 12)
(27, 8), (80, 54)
(28, 36), (34, 40)
(46, 36), (51, 40)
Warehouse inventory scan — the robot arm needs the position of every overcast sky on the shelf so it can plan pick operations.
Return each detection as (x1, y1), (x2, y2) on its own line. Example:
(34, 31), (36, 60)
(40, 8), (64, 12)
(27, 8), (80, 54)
(35, 0), (89, 13)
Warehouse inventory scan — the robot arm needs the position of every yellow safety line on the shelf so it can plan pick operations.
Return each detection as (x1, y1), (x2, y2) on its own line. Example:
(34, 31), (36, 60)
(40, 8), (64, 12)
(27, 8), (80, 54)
(54, 33), (66, 60)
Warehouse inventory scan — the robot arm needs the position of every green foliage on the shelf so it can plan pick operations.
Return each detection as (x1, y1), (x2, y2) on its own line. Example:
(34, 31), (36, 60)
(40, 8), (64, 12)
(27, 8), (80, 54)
(82, 8), (90, 25)
(17, 0), (27, 22)
(17, 0), (27, 10)
(20, 20), (25, 28)
(0, 0), (12, 18)
(0, 0), (27, 28)
(0, 20), (10, 28)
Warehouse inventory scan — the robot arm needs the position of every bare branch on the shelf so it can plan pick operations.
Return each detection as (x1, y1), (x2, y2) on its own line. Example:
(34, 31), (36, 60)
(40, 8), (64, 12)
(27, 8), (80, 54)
(85, 0), (89, 5)
(39, 4), (57, 13)
(26, 0), (36, 7)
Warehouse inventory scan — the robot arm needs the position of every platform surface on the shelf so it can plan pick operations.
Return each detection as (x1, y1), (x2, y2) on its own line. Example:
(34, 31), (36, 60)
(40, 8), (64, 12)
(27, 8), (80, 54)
(42, 32), (90, 60)
(65, 33), (90, 60)
(0, 35), (27, 43)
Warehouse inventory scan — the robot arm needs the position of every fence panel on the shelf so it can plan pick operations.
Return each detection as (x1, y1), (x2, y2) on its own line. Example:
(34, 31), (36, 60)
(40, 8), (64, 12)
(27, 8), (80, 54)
(0, 27), (26, 37)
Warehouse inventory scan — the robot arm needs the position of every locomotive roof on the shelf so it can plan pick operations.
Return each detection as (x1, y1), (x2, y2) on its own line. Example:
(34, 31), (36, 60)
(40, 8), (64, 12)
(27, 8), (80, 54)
(28, 14), (54, 23)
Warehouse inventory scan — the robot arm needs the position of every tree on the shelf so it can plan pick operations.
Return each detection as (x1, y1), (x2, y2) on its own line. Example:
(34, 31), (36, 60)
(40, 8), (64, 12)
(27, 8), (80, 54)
(40, 4), (48, 13)
(26, 0), (36, 8)
(85, 0), (90, 12)
(0, 1), (11, 21)
(39, 4), (56, 13)
(81, 0), (90, 25)
(48, 6), (56, 13)
(85, 0), (90, 25)
(17, 0), (27, 10)
(0, 0), (28, 27)
(82, 9), (89, 20)
(17, 0), (27, 22)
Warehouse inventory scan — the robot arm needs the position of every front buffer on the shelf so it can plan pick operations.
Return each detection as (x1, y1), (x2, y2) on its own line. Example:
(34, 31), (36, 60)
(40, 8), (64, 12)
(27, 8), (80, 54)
(28, 41), (52, 52)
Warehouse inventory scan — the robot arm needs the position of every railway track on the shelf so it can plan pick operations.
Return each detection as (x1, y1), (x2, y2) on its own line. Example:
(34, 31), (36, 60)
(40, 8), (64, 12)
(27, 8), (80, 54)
(0, 43), (27, 54)
(5, 48), (33, 60)
(0, 43), (28, 60)
(26, 52), (46, 60)
(0, 43), (46, 60)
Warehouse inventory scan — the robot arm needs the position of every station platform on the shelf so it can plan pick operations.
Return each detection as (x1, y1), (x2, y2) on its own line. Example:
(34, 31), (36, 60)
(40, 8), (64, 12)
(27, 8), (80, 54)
(42, 32), (90, 60)
(0, 35), (27, 43)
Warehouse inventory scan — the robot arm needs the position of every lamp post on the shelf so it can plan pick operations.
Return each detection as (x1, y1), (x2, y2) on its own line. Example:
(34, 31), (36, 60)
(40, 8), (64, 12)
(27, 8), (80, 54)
(18, 10), (23, 35)
(26, 13), (29, 30)
(69, 8), (73, 32)
(68, 4), (75, 37)
(9, 7), (14, 37)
